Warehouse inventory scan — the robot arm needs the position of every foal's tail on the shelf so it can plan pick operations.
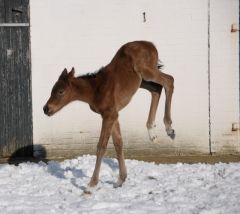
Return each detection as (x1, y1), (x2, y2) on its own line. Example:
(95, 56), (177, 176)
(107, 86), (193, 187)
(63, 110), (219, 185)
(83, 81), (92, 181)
(157, 60), (164, 70)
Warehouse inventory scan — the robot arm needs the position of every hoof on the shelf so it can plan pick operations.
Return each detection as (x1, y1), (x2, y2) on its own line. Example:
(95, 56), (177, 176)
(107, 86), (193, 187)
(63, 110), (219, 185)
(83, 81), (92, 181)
(114, 174), (127, 188)
(83, 187), (93, 195)
(83, 185), (98, 194)
(148, 127), (158, 143)
(114, 179), (125, 188)
(114, 182), (123, 188)
(166, 128), (176, 140)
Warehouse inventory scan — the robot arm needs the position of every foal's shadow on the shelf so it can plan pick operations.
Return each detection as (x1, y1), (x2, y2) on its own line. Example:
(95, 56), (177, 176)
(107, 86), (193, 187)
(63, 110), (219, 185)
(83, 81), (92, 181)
(8, 144), (49, 164)
(47, 160), (88, 191)
(103, 158), (118, 172)
(103, 158), (119, 186)
(48, 158), (119, 190)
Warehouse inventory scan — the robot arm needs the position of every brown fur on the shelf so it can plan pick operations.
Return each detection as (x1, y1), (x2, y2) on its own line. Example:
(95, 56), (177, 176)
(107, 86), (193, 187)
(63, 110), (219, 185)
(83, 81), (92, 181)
(43, 41), (175, 192)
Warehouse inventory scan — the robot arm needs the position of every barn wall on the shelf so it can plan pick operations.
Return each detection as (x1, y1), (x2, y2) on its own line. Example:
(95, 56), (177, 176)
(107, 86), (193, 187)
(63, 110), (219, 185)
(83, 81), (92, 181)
(30, 0), (239, 158)
(210, 0), (240, 154)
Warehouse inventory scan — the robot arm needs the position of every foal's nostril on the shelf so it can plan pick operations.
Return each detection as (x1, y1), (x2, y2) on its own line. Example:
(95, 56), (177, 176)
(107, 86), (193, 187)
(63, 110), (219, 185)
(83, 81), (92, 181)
(43, 105), (49, 114)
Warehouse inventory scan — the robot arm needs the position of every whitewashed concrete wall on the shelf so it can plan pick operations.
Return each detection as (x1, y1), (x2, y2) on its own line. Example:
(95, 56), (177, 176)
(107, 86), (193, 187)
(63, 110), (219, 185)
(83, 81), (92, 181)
(210, 0), (239, 154)
(30, 0), (239, 158)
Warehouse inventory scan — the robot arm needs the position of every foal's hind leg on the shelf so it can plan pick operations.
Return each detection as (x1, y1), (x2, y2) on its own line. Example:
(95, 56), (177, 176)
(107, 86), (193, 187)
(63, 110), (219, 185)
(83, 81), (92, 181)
(142, 69), (175, 139)
(111, 120), (127, 187)
(147, 91), (161, 142)
(140, 80), (163, 141)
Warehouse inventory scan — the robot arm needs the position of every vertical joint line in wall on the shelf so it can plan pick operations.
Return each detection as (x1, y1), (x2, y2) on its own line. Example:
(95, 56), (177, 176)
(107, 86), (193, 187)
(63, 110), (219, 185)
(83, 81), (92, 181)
(239, 0), (240, 126)
(208, 0), (212, 155)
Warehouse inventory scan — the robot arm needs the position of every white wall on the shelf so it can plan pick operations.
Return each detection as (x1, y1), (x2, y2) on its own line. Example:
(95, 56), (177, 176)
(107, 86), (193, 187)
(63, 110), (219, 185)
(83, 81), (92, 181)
(210, 0), (239, 153)
(30, 0), (239, 157)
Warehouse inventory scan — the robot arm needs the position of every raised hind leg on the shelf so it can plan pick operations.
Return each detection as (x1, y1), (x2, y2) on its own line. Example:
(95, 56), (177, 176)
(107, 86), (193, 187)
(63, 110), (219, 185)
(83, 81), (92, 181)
(141, 69), (175, 139)
(147, 91), (161, 142)
(111, 120), (127, 187)
(140, 80), (163, 142)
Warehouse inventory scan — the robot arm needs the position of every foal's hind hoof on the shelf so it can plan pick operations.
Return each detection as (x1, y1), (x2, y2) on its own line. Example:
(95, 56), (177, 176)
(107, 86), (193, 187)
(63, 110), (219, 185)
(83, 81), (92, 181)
(166, 129), (175, 140)
(83, 185), (99, 195)
(148, 127), (159, 143)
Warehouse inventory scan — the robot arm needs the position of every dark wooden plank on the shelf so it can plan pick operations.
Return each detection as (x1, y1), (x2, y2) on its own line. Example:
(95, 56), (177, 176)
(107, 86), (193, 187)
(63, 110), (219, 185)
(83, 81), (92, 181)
(0, 0), (6, 22)
(4, 0), (29, 23)
(0, 27), (32, 157)
(0, 27), (9, 157)
(10, 27), (32, 156)
(3, 0), (14, 23)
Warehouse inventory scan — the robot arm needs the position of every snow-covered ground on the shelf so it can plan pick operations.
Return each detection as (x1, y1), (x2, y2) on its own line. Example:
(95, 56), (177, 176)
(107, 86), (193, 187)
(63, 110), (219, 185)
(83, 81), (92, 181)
(0, 155), (239, 214)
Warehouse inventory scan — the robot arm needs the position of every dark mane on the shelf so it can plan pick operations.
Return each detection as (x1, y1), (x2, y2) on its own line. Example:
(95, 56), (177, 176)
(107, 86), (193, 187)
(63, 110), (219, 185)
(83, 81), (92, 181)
(77, 67), (105, 79)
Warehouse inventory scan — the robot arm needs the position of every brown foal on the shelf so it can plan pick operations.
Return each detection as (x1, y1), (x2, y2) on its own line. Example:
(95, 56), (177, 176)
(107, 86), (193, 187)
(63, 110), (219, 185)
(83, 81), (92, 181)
(43, 41), (175, 192)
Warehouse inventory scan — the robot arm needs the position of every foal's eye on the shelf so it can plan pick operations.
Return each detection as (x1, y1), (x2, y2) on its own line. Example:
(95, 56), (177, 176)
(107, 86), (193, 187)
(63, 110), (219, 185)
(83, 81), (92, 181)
(58, 89), (65, 95)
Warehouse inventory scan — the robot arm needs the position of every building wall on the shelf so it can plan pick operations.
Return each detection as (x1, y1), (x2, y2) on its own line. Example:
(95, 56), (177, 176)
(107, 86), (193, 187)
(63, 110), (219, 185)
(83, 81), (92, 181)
(210, 0), (239, 153)
(30, 0), (239, 158)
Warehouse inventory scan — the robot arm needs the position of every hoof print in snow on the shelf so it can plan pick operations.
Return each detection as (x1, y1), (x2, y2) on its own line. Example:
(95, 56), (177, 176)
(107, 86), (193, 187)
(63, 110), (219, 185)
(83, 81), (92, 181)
(147, 176), (157, 180)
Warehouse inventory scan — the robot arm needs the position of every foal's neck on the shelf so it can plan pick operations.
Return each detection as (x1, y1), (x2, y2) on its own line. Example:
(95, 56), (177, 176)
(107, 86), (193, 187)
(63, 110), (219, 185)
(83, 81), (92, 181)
(71, 77), (95, 104)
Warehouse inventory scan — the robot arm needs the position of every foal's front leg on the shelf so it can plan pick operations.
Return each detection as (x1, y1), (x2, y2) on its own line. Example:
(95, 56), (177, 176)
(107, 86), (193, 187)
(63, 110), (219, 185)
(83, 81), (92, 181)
(85, 112), (117, 193)
(112, 120), (127, 187)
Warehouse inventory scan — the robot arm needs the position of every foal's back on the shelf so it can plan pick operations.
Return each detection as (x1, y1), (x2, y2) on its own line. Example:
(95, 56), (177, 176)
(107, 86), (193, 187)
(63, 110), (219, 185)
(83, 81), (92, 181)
(110, 41), (159, 73)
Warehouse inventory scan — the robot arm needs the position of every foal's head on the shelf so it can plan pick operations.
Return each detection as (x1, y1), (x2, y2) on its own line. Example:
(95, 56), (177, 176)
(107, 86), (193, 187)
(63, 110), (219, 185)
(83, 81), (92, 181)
(43, 67), (75, 116)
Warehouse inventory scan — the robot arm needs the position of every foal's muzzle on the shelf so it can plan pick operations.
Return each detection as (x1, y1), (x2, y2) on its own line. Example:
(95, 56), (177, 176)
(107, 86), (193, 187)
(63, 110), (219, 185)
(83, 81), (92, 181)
(43, 105), (49, 115)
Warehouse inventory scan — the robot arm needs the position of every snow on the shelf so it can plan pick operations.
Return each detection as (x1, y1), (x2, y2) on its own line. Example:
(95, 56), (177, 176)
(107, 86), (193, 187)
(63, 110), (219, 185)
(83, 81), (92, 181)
(0, 155), (240, 214)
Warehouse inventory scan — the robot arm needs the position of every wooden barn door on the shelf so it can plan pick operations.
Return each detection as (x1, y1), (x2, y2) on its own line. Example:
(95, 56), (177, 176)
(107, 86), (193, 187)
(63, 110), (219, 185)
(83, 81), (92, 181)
(0, 0), (32, 158)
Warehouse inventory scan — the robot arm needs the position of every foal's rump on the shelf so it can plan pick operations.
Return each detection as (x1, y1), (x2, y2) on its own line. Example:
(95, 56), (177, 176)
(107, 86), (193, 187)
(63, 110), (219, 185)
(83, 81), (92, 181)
(113, 41), (159, 67)
(110, 41), (164, 94)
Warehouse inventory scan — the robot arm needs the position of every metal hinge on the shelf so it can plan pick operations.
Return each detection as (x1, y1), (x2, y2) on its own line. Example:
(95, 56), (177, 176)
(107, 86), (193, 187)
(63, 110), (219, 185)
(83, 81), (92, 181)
(232, 123), (240, 131)
(0, 23), (29, 27)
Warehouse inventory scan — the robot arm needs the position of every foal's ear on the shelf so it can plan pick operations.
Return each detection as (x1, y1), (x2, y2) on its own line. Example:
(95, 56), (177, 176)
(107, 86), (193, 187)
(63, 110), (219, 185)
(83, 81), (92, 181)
(59, 68), (68, 81)
(69, 67), (75, 78)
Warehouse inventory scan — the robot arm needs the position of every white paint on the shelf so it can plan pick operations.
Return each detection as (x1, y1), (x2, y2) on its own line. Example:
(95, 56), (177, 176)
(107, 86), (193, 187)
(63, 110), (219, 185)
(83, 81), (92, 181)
(210, 0), (240, 153)
(30, 0), (239, 156)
